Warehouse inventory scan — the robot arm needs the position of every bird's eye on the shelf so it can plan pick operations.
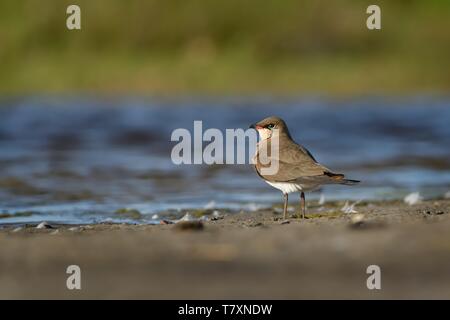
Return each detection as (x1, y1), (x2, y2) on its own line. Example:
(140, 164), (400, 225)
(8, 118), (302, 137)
(266, 124), (275, 129)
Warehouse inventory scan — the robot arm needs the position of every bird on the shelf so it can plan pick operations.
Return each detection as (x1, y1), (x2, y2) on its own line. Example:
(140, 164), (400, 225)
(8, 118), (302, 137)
(250, 116), (360, 220)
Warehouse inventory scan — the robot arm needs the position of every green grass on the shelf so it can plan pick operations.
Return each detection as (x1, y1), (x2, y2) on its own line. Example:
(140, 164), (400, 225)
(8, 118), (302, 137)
(1, 0), (450, 95)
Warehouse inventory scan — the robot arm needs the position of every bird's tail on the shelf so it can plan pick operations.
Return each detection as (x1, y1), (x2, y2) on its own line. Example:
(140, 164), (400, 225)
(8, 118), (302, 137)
(324, 172), (360, 185)
(340, 179), (360, 185)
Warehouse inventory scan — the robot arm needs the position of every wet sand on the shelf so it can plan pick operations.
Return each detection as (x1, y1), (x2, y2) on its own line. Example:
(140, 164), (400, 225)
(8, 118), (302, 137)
(1, 199), (450, 299)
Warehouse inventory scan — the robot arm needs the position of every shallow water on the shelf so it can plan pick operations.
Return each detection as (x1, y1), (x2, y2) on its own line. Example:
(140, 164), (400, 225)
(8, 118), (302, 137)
(0, 96), (449, 224)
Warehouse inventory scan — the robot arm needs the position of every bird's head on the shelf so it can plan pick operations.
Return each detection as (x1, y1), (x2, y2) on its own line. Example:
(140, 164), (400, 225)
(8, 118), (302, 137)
(249, 116), (290, 140)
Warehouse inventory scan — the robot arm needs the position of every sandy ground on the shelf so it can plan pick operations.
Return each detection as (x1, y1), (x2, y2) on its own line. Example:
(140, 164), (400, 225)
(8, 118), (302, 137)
(1, 199), (450, 299)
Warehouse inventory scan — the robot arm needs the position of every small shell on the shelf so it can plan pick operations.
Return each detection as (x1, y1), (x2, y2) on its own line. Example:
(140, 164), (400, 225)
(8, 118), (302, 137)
(36, 222), (53, 229)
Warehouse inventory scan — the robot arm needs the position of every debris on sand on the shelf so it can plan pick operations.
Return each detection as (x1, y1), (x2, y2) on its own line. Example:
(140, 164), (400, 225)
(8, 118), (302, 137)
(423, 210), (445, 216)
(179, 212), (196, 222)
(350, 213), (365, 226)
(404, 192), (422, 205)
(318, 194), (326, 205)
(174, 221), (204, 231)
(341, 200), (360, 214)
(210, 210), (224, 221)
(348, 213), (385, 230)
(204, 200), (216, 209)
(36, 222), (54, 229)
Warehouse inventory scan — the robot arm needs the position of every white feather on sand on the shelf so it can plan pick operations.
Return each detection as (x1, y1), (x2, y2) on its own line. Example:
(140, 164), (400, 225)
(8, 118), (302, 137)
(204, 201), (216, 209)
(404, 192), (422, 205)
(341, 200), (361, 214)
(318, 193), (326, 205)
(179, 212), (196, 222)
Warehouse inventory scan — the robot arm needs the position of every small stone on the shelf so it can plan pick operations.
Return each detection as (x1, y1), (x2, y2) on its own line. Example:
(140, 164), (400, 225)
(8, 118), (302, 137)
(280, 220), (290, 225)
(36, 222), (53, 229)
(179, 212), (195, 222)
(424, 210), (445, 216)
(351, 213), (365, 224)
(404, 192), (422, 205)
(211, 213), (224, 221)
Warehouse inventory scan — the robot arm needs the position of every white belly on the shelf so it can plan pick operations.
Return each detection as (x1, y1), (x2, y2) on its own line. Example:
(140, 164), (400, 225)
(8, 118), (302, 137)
(265, 180), (319, 194)
(265, 181), (303, 194)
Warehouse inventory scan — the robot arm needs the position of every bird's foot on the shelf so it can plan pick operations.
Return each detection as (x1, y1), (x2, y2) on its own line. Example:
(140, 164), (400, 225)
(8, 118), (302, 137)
(293, 214), (308, 219)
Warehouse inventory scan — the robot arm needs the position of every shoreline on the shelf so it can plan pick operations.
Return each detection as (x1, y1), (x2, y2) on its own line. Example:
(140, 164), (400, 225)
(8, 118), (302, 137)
(0, 197), (446, 228)
(1, 198), (449, 299)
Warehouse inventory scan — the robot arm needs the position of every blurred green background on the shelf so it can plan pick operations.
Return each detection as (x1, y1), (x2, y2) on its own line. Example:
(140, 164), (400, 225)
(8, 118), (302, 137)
(1, 0), (449, 96)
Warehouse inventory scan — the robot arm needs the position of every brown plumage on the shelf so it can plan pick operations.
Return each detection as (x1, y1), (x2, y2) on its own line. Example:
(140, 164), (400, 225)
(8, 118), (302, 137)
(250, 116), (360, 220)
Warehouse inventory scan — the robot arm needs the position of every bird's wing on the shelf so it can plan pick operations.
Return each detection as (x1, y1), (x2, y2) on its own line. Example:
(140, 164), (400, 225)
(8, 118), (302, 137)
(265, 159), (329, 181)
(257, 141), (337, 182)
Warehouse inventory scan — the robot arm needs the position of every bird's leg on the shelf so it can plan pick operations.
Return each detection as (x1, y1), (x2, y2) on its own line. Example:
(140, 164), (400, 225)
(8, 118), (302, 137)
(283, 193), (288, 220)
(300, 192), (306, 219)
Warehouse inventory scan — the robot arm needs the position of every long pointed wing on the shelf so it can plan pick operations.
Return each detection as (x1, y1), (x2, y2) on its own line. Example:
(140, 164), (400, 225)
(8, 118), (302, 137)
(256, 140), (331, 181)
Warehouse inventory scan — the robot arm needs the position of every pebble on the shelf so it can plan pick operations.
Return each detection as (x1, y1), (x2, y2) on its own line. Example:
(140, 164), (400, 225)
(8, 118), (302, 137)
(36, 222), (53, 229)
(351, 213), (365, 224)
(179, 212), (195, 222)
(212, 210), (221, 217)
(423, 210), (445, 216)
(404, 192), (422, 205)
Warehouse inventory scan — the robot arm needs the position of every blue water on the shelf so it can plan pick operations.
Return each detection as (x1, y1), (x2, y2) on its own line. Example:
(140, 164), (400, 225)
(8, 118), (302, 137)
(0, 96), (449, 224)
